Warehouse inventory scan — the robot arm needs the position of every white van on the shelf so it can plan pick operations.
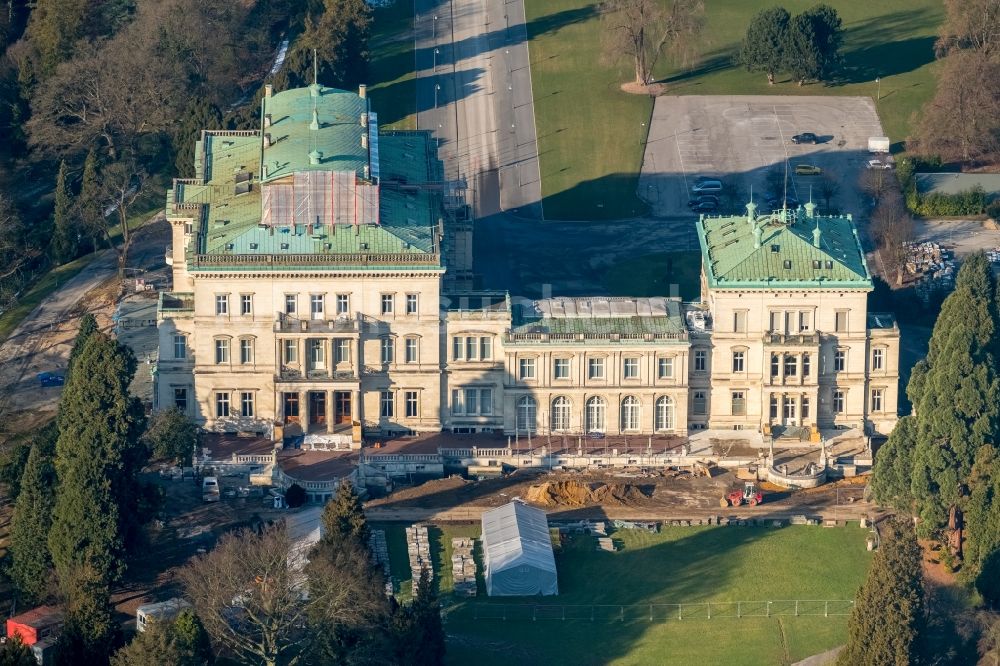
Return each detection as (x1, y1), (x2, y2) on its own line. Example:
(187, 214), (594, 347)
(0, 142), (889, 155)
(202, 476), (220, 502)
(692, 179), (723, 194)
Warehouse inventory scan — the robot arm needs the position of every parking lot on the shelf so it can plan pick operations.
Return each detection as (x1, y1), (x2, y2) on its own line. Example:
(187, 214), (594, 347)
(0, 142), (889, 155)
(638, 95), (886, 217)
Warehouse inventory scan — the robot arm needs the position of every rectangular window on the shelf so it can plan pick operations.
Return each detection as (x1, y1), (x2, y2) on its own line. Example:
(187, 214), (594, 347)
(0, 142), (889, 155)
(336, 294), (349, 315)
(872, 348), (884, 371)
(480, 388), (493, 415)
(240, 294), (253, 315)
(694, 350), (707, 372)
(623, 357), (639, 379)
(871, 389), (883, 412)
(783, 397), (796, 420)
(692, 391), (707, 415)
(283, 340), (298, 364)
(784, 354), (797, 377)
(802, 397), (810, 419)
(731, 391), (746, 416)
(451, 389), (464, 415)
(771, 354), (780, 376)
(240, 339), (253, 364)
(310, 340), (325, 365)
(174, 388), (188, 411)
(658, 357), (674, 379)
(833, 390), (845, 414)
(215, 392), (230, 418)
(284, 294), (297, 315)
(381, 294), (394, 315)
(834, 350), (846, 372)
(769, 394), (778, 419)
(215, 294), (228, 315)
(215, 339), (229, 364)
(240, 392), (254, 418)
(588, 357), (605, 380)
(835, 310), (848, 333)
(406, 294), (418, 315)
(480, 337), (492, 361)
(464, 388), (479, 415)
(405, 338), (418, 364)
(310, 294), (324, 319)
(803, 354), (811, 377)
(380, 391), (394, 418)
(799, 311), (811, 332)
(381, 338), (394, 364)
(732, 351), (745, 373)
(519, 358), (536, 380)
(769, 311), (781, 333)
(405, 391), (418, 418)
(465, 336), (478, 361)
(554, 358), (570, 379)
(173, 334), (186, 360)
(334, 339), (351, 364)
(452, 337), (463, 361)
(734, 310), (747, 333)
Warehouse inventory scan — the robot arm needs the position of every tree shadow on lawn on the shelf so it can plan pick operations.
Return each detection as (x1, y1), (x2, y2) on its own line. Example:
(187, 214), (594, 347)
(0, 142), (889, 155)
(833, 36), (937, 86)
(445, 517), (857, 665)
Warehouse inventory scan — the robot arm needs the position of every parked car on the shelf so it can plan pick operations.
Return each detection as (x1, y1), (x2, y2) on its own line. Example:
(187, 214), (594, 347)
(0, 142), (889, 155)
(794, 164), (822, 176)
(690, 200), (718, 213)
(37, 372), (65, 387)
(687, 194), (719, 208)
(202, 477), (220, 503)
(766, 196), (800, 210)
(867, 159), (894, 170)
(691, 179), (723, 194)
(791, 132), (818, 144)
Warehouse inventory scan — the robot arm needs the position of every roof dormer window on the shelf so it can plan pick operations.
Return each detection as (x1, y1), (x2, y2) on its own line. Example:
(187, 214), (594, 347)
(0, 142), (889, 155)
(771, 244), (780, 253)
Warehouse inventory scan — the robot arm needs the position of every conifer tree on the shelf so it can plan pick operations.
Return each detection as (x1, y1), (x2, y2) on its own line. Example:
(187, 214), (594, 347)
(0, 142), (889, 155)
(49, 332), (144, 592)
(872, 252), (1000, 575)
(389, 567), (445, 666)
(78, 149), (103, 252)
(67, 312), (98, 375)
(0, 635), (37, 666)
(321, 479), (368, 546)
(49, 160), (77, 263)
(8, 424), (58, 605)
(737, 7), (791, 84)
(173, 100), (222, 178)
(839, 519), (925, 666)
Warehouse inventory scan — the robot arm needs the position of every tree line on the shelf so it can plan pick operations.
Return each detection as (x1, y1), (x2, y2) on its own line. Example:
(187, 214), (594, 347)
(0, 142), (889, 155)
(0, 0), (372, 305)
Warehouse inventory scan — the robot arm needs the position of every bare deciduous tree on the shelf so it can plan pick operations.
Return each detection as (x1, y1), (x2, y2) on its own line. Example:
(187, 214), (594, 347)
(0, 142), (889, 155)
(858, 167), (895, 202)
(97, 158), (147, 289)
(601, 0), (704, 86)
(914, 51), (1000, 165)
(817, 175), (840, 212)
(936, 0), (1000, 59)
(870, 193), (914, 286)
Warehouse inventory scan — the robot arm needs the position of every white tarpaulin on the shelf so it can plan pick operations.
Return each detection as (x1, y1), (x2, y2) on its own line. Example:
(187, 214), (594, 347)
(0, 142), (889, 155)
(481, 502), (558, 596)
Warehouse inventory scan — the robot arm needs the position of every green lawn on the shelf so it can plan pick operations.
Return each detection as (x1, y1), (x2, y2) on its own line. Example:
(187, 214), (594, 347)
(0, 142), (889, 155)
(525, 0), (944, 220)
(368, 1), (417, 129)
(382, 523), (873, 665)
(604, 250), (701, 301)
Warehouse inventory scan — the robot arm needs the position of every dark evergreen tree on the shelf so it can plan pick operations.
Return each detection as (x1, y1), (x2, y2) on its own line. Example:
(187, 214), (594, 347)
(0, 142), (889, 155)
(172, 100), (222, 178)
(54, 564), (118, 666)
(978, 547), (1000, 609)
(111, 621), (182, 666)
(280, 0), (371, 90)
(143, 408), (198, 465)
(49, 160), (77, 263)
(171, 610), (214, 665)
(67, 312), (98, 375)
(25, 0), (88, 76)
(322, 479), (368, 545)
(0, 635), (37, 666)
(78, 149), (103, 252)
(391, 567), (445, 666)
(8, 424), (58, 605)
(872, 253), (1000, 576)
(785, 4), (843, 84)
(737, 7), (791, 84)
(839, 519), (925, 666)
(284, 483), (306, 508)
(48, 331), (145, 656)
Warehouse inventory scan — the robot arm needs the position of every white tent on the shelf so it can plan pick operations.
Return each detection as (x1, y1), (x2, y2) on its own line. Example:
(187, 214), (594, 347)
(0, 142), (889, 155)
(481, 502), (558, 596)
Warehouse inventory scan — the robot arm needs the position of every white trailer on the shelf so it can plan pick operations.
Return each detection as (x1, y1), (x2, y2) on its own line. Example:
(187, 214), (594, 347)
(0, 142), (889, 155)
(868, 136), (890, 153)
(136, 598), (192, 632)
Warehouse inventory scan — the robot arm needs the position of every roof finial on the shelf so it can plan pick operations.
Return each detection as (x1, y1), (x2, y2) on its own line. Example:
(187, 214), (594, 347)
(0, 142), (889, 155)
(309, 49), (321, 97)
(805, 184), (817, 219)
(745, 184), (757, 224)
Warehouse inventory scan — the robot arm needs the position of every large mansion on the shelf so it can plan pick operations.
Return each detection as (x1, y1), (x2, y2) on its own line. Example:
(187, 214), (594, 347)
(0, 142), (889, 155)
(155, 82), (899, 447)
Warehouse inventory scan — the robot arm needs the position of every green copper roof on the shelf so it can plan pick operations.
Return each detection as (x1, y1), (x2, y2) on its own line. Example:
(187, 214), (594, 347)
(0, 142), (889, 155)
(165, 85), (445, 267)
(262, 85), (368, 181)
(697, 207), (872, 289)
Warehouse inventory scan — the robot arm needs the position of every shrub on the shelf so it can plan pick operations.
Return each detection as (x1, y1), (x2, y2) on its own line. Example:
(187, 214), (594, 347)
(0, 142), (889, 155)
(284, 483), (307, 508)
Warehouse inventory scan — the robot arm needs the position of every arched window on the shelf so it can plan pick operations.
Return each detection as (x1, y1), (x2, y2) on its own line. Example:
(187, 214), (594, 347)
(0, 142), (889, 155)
(516, 396), (537, 432)
(586, 396), (606, 433)
(621, 396), (640, 431)
(655, 396), (675, 431)
(551, 397), (571, 431)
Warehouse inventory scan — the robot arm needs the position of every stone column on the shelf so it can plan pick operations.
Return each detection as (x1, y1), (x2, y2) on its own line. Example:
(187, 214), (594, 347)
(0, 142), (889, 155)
(326, 391), (335, 433)
(300, 390), (309, 433)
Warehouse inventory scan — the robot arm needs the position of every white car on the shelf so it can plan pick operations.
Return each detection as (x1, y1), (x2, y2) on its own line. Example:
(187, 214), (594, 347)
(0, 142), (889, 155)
(867, 159), (894, 170)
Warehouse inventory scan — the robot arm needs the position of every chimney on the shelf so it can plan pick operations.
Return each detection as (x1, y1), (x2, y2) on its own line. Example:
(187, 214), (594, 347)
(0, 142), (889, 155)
(309, 150), (321, 165)
(358, 84), (367, 99)
(360, 113), (368, 128)
(361, 134), (368, 149)
(745, 201), (757, 225)
(805, 200), (817, 218)
(264, 84), (273, 98)
(363, 164), (370, 180)
(753, 224), (762, 249)
(813, 222), (822, 248)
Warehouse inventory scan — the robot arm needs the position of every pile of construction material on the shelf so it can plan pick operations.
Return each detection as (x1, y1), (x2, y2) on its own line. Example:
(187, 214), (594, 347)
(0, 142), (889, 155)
(904, 241), (957, 301)
(450, 538), (477, 597)
(612, 519), (660, 533)
(405, 525), (433, 592)
(597, 537), (616, 552)
(987, 247), (1000, 264)
(368, 529), (393, 596)
(525, 480), (651, 507)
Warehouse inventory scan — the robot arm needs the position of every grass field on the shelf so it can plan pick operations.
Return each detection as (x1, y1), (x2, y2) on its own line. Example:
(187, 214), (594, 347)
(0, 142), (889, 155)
(368, 1), (417, 130)
(603, 250), (701, 301)
(0, 255), (95, 344)
(380, 523), (872, 665)
(525, 0), (944, 220)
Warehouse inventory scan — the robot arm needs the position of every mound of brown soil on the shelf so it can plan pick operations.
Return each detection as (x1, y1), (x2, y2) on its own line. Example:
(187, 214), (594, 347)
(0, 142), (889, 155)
(526, 481), (651, 506)
(591, 483), (651, 505)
